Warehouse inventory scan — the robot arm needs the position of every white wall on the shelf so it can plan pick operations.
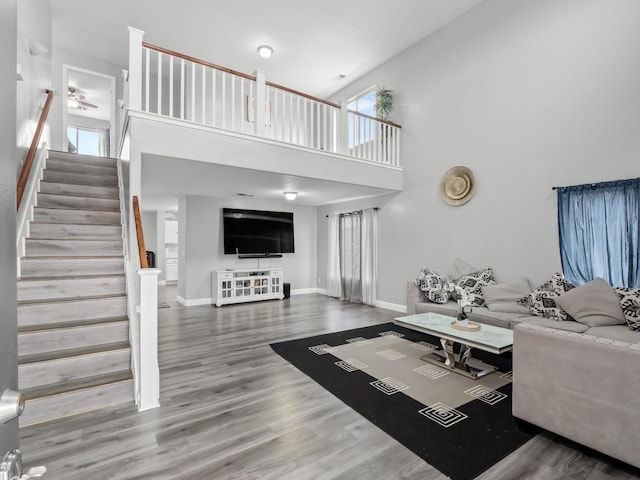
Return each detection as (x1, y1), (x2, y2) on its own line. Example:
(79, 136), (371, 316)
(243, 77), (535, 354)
(177, 195), (317, 304)
(321, 0), (640, 306)
(1, 0), (19, 455)
(16, 0), (51, 167)
(141, 211), (158, 265)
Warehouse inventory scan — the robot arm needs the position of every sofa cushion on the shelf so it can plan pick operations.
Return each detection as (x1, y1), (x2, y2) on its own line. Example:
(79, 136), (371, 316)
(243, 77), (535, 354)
(615, 287), (640, 331)
(555, 278), (626, 327)
(452, 268), (495, 306)
(482, 279), (531, 314)
(414, 301), (515, 329)
(512, 315), (590, 333)
(415, 267), (450, 304)
(446, 258), (478, 281)
(584, 325), (640, 343)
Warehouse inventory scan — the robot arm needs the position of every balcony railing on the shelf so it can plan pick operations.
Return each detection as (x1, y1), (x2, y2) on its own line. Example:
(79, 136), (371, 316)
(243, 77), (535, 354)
(125, 28), (401, 166)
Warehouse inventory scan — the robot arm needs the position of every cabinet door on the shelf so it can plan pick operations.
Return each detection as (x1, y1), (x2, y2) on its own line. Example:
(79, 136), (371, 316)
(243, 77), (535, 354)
(166, 263), (178, 281)
(165, 220), (178, 244)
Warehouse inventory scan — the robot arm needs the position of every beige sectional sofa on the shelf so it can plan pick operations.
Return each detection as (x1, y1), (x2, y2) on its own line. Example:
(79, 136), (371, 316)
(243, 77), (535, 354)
(406, 280), (640, 469)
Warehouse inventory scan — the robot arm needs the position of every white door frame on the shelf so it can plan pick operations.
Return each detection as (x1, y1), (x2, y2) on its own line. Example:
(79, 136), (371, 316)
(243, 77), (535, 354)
(62, 65), (117, 157)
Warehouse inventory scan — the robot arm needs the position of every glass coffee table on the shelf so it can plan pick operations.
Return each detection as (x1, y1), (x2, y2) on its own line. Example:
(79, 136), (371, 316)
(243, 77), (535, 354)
(394, 312), (513, 379)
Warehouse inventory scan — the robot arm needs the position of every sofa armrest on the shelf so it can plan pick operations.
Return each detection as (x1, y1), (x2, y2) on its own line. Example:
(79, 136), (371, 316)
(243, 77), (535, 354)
(406, 281), (422, 315)
(513, 323), (640, 468)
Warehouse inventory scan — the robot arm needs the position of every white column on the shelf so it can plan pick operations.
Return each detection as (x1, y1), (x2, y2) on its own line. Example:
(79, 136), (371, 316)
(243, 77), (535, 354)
(128, 27), (145, 111)
(253, 69), (267, 137)
(339, 99), (349, 155)
(137, 268), (161, 411)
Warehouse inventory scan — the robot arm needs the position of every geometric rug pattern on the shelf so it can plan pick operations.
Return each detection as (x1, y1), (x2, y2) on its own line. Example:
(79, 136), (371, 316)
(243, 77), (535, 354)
(271, 322), (536, 480)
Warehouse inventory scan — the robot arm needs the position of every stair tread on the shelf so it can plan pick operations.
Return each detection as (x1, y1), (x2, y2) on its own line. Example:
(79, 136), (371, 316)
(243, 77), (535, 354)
(18, 273), (125, 283)
(18, 340), (130, 364)
(18, 292), (127, 306)
(19, 317), (129, 334)
(22, 370), (133, 400)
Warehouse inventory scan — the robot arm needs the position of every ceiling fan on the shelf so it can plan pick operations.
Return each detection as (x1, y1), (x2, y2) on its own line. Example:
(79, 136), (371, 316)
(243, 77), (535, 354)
(68, 87), (98, 110)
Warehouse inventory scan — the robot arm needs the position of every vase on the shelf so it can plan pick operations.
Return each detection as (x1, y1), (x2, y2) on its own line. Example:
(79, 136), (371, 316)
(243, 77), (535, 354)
(456, 302), (470, 326)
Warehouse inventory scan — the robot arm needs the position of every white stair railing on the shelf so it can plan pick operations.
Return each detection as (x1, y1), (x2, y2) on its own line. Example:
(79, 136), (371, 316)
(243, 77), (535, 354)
(127, 28), (401, 166)
(16, 145), (48, 277)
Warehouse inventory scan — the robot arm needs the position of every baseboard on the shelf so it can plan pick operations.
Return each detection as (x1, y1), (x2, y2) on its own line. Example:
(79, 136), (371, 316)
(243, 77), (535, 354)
(374, 299), (407, 313)
(291, 287), (324, 296)
(176, 295), (213, 307)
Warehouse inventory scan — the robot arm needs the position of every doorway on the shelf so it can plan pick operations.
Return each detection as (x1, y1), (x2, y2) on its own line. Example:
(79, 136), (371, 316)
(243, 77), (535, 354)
(62, 65), (116, 157)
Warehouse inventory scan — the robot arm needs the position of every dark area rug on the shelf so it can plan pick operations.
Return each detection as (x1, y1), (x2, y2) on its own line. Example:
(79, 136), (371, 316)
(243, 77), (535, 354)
(270, 322), (537, 480)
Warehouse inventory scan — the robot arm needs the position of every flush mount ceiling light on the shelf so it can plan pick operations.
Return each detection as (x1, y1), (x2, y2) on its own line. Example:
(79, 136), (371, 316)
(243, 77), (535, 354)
(284, 192), (297, 201)
(257, 45), (273, 59)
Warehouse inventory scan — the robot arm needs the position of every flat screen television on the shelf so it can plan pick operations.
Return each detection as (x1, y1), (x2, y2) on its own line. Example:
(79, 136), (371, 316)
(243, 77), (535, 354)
(223, 208), (295, 256)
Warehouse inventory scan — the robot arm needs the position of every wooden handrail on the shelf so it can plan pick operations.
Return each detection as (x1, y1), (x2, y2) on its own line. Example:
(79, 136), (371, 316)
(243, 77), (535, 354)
(265, 81), (340, 109)
(17, 89), (54, 210)
(142, 42), (256, 81)
(347, 109), (402, 129)
(133, 196), (149, 268)
(142, 42), (341, 110)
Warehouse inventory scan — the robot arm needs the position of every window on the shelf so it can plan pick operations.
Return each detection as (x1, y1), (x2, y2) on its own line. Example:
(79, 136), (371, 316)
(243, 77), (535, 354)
(347, 87), (377, 148)
(557, 178), (640, 288)
(67, 126), (108, 156)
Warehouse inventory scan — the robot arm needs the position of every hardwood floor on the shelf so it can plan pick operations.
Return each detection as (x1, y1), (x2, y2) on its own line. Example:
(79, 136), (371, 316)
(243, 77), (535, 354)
(20, 287), (640, 479)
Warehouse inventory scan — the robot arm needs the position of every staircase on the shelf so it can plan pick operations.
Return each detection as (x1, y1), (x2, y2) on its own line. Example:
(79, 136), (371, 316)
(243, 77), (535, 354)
(17, 151), (134, 426)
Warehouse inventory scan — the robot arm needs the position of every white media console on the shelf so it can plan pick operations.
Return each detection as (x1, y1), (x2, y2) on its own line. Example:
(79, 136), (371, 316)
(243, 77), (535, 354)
(212, 268), (284, 307)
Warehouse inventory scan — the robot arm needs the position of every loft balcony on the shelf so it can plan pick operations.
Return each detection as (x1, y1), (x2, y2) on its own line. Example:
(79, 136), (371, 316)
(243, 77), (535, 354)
(120, 28), (403, 199)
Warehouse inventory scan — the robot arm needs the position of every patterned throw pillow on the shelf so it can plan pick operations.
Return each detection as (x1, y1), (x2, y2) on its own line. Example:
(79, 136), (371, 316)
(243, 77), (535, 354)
(528, 290), (571, 321)
(518, 272), (575, 321)
(615, 287), (640, 331)
(415, 267), (450, 304)
(452, 268), (496, 306)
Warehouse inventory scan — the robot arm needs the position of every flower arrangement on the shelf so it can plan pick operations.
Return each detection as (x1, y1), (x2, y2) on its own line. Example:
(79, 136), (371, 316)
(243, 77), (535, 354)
(445, 283), (473, 324)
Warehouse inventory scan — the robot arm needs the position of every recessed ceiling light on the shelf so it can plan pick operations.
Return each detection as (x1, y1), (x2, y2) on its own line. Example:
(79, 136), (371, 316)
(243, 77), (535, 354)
(257, 45), (273, 59)
(333, 74), (346, 81)
(237, 193), (255, 197)
(284, 192), (297, 201)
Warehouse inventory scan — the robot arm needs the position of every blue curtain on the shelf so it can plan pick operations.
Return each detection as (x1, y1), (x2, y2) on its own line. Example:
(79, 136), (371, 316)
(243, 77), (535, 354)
(557, 178), (640, 288)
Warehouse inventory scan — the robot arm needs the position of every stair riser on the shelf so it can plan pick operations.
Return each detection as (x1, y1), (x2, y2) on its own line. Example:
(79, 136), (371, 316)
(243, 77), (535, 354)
(39, 181), (119, 199)
(20, 257), (124, 279)
(46, 159), (117, 178)
(18, 276), (126, 302)
(20, 379), (133, 427)
(33, 208), (121, 225)
(48, 151), (117, 168)
(43, 170), (118, 187)
(18, 322), (129, 357)
(25, 239), (123, 257)
(18, 296), (127, 327)
(28, 223), (122, 240)
(37, 193), (120, 212)
(19, 349), (131, 390)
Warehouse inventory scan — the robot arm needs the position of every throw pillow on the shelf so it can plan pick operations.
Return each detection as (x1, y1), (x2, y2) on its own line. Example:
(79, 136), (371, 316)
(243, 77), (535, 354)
(555, 278), (626, 327)
(452, 268), (496, 306)
(415, 267), (450, 304)
(614, 287), (640, 331)
(446, 258), (478, 281)
(482, 278), (532, 314)
(528, 290), (571, 321)
(518, 272), (575, 307)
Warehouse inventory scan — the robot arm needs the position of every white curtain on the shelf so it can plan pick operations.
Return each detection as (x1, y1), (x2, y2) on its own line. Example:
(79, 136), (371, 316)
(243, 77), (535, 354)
(340, 214), (362, 303)
(361, 208), (378, 305)
(326, 214), (342, 297)
(326, 208), (378, 306)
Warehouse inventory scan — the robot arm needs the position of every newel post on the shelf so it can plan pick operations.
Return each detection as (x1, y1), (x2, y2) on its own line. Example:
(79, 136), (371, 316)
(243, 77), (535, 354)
(128, 27), (145, 111)
(137, 268), (161, 411)
(253, 69), (267, 137)
(339, 99), (349, 155)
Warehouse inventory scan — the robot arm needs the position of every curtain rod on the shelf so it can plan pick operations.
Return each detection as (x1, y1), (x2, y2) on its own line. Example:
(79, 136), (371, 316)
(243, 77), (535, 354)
(325, 207), (379, 218)
(552, 183), (599, 190)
